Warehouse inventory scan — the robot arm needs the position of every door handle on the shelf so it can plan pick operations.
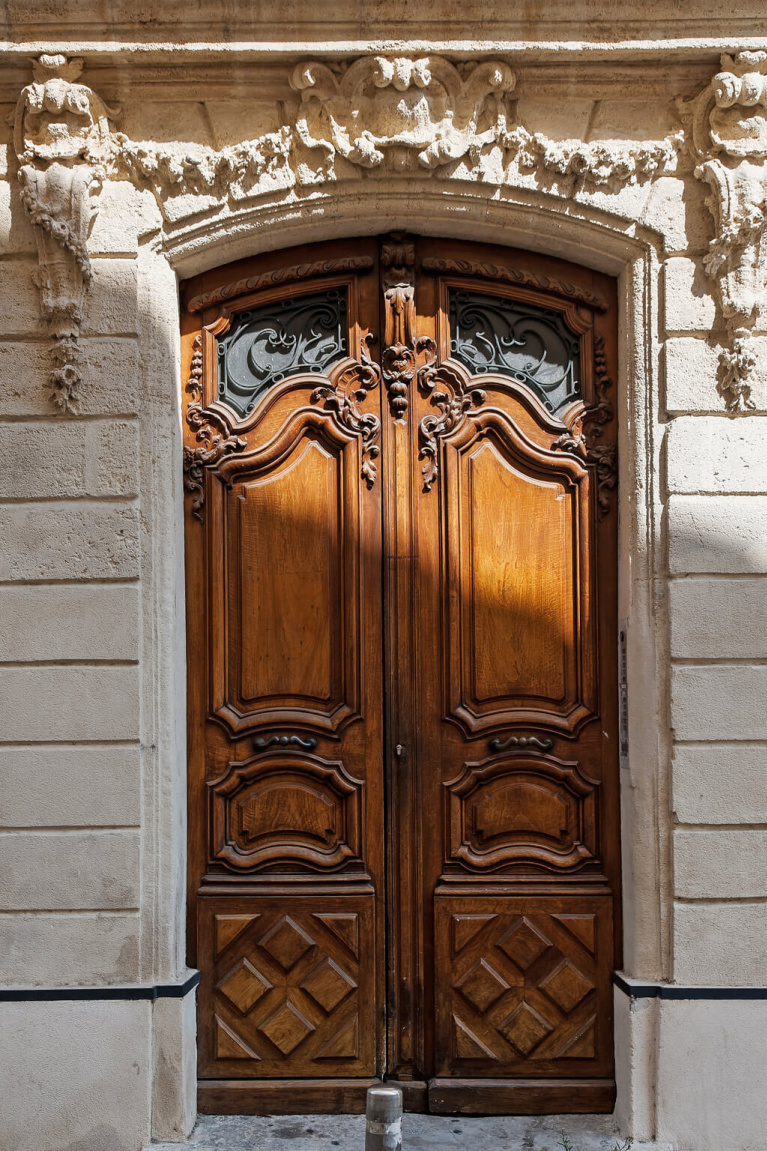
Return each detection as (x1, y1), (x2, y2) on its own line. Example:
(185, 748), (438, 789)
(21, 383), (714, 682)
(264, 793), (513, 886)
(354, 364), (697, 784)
(253, 734), (318, 751)
(489, 735), (553, 752)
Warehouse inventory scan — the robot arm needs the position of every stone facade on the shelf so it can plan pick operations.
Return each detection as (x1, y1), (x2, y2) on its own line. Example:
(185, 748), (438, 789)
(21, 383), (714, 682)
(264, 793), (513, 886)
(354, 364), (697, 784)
(0, 5), (766, 1150)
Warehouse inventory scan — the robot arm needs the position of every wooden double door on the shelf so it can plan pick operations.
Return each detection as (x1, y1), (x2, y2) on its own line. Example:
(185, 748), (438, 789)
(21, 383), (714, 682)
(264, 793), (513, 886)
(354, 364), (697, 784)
(183, 236), (620, 1115)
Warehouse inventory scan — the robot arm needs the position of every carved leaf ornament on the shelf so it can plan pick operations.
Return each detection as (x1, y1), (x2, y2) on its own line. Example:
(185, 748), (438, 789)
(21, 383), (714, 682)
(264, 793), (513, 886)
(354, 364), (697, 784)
(13, 52), (762, 418)
(684, 51), (767, 411)
(291, 56), (517, 177)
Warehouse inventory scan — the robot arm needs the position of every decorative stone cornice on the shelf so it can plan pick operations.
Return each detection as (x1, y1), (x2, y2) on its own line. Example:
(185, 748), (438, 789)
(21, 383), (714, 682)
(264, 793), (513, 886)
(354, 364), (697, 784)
(684, 51), (767, 411)
(13, 54), (119, 413)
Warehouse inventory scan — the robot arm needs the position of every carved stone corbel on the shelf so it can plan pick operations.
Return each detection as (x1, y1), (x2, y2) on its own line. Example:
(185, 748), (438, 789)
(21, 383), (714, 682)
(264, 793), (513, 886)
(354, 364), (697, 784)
(13, 55), (118, 412)
(684, 51), (767, 412)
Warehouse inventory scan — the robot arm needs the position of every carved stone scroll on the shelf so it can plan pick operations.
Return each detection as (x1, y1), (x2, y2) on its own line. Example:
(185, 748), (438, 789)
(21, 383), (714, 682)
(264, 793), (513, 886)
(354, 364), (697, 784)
(14, 55), (119, 413)
(291, 56), (516, 179)
(684, 51), (767, 411)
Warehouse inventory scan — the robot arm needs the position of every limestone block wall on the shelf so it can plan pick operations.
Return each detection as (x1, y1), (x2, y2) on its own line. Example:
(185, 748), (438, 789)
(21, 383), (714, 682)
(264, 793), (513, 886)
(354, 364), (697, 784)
(0, 11), (766, 1151)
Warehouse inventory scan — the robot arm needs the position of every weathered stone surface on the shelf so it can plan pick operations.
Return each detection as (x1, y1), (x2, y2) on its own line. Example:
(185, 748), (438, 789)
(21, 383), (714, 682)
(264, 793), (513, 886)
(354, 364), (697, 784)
(673, 744), (767, 824)
(0, 666), (140, 741)
(83, 258), (140, 336)
(0, 1000), (151, 1151)
(666, 417), (767, 493)
(0, 180), (37, 254)
(668, 496), (767, 574)
(665, 336), (767, 412)
(657, 999), (767, 1151)
(0, 830), (140, 911)
(88, 181), (161, 255)
(0, 503), (140, 580)
(0, 336), (141, 417)
(673, 901), (767, 984)
(670, 577), (767, 657)
(0, 259), (45, 336)
(0, 420), (138, 498)
(663, 256), (717, 332)
(146, 1112), (670, 1151)
(674, 829), (767, 899)
(0, 744), (141, 827)
(671, 665), (767, 740)
(0, 911), (140, 985)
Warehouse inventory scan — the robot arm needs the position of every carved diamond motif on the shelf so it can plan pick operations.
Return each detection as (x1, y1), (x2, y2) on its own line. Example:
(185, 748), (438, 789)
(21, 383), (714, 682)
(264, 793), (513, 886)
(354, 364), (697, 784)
(498, 1001), (553, 1056)
(457, 959), (510, 1013)
(217, 957), (271, 1014)
(258, 999), (316, 1055)
(260, 916), (315, 971)
(540, 960), (593, 1014)
(300, 957), (356, 1013)
(498, 918), (552, 971)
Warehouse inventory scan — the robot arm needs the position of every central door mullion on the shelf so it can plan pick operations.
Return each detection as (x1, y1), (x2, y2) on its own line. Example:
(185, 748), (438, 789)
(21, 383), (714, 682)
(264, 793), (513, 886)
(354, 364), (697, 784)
(380, 235), (426, 1089)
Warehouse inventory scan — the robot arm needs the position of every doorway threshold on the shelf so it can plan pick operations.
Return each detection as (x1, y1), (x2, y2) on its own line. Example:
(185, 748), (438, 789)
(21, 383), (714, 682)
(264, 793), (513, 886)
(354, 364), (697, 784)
(147, 1113), (672, 1150)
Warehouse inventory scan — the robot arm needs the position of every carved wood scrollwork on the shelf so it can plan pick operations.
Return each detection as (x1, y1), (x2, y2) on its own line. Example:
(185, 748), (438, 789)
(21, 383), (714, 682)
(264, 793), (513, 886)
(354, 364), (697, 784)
(183, 333), (246, 522)
(310, 335), (382, 487)
(552, 335), (617, 517)
(420, 256), (608, 313)
(418, 361), (487, 491)
(186, 256), (375, 313)
(380, 233), (438, 420)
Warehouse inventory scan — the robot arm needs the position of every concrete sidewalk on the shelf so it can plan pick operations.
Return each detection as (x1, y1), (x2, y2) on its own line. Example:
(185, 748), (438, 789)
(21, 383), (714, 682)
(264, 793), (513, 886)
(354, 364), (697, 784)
(147, 1114), (673, 1150)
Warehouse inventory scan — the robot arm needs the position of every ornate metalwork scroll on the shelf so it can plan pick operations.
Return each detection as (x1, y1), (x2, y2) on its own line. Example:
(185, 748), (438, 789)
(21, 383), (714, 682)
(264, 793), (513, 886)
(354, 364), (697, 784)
(448, 290), (581, 414)
(217, 289), (347, 417)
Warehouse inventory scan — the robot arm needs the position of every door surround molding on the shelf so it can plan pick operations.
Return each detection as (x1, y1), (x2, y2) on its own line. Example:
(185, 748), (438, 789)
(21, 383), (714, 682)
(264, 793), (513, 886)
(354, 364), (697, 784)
(146, 179), (667, 1129)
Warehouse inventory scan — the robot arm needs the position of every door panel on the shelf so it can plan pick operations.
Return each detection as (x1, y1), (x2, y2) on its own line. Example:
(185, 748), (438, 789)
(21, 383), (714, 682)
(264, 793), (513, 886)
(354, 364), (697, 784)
(183, 235), (619, 1114)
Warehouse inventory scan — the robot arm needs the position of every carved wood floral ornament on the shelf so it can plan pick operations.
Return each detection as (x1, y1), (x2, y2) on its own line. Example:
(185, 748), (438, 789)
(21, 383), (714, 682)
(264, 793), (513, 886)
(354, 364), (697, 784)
(11, 50), (767, 416)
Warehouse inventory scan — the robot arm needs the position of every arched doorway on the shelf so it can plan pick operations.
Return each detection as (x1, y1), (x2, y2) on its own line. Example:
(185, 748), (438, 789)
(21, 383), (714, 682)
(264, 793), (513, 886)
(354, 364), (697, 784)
(182, 235), (620, 1115)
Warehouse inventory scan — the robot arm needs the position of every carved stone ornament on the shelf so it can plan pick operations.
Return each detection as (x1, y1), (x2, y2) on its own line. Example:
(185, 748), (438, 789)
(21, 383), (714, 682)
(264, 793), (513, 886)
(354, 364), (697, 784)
(684, 51), (767, 411)
(290, 56), (516, 178)
(13, 55), (119, 412)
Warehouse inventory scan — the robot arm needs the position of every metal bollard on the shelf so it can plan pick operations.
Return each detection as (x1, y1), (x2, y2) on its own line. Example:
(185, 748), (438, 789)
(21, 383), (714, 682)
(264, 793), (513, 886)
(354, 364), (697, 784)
(365, 1084), (403, 1151)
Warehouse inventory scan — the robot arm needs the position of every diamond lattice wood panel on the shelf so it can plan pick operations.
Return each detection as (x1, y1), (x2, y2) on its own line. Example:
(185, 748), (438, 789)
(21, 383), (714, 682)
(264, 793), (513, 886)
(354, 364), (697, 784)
(197, 898), (377, 1078)
(434, 896), (614, 1078)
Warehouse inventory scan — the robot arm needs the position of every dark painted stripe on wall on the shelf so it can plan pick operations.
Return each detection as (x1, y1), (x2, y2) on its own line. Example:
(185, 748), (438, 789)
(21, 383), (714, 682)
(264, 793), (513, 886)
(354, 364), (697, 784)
(613, 971), (767, 1000)
(0, 969), (200, 1002)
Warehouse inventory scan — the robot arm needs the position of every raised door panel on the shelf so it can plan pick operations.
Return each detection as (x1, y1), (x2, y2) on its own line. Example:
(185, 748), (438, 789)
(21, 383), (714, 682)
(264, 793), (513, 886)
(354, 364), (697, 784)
(434, 896), (614, 1078)
(197, 897), (377, 1078)
(210, 425), (363, 736)
(444, 752), (598, 873)
(444, 419), (596, 737)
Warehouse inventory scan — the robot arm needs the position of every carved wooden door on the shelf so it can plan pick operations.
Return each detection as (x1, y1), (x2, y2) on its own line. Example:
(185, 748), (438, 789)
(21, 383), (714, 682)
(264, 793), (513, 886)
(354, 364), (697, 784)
(183, 236), (620, 1116)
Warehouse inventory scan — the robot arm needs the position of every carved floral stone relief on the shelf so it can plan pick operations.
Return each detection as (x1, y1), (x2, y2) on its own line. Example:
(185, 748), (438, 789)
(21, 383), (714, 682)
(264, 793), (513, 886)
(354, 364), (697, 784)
(13, 54), (119, 412)
(13, 51), (767, 416)
(683, 51), (767, 411)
